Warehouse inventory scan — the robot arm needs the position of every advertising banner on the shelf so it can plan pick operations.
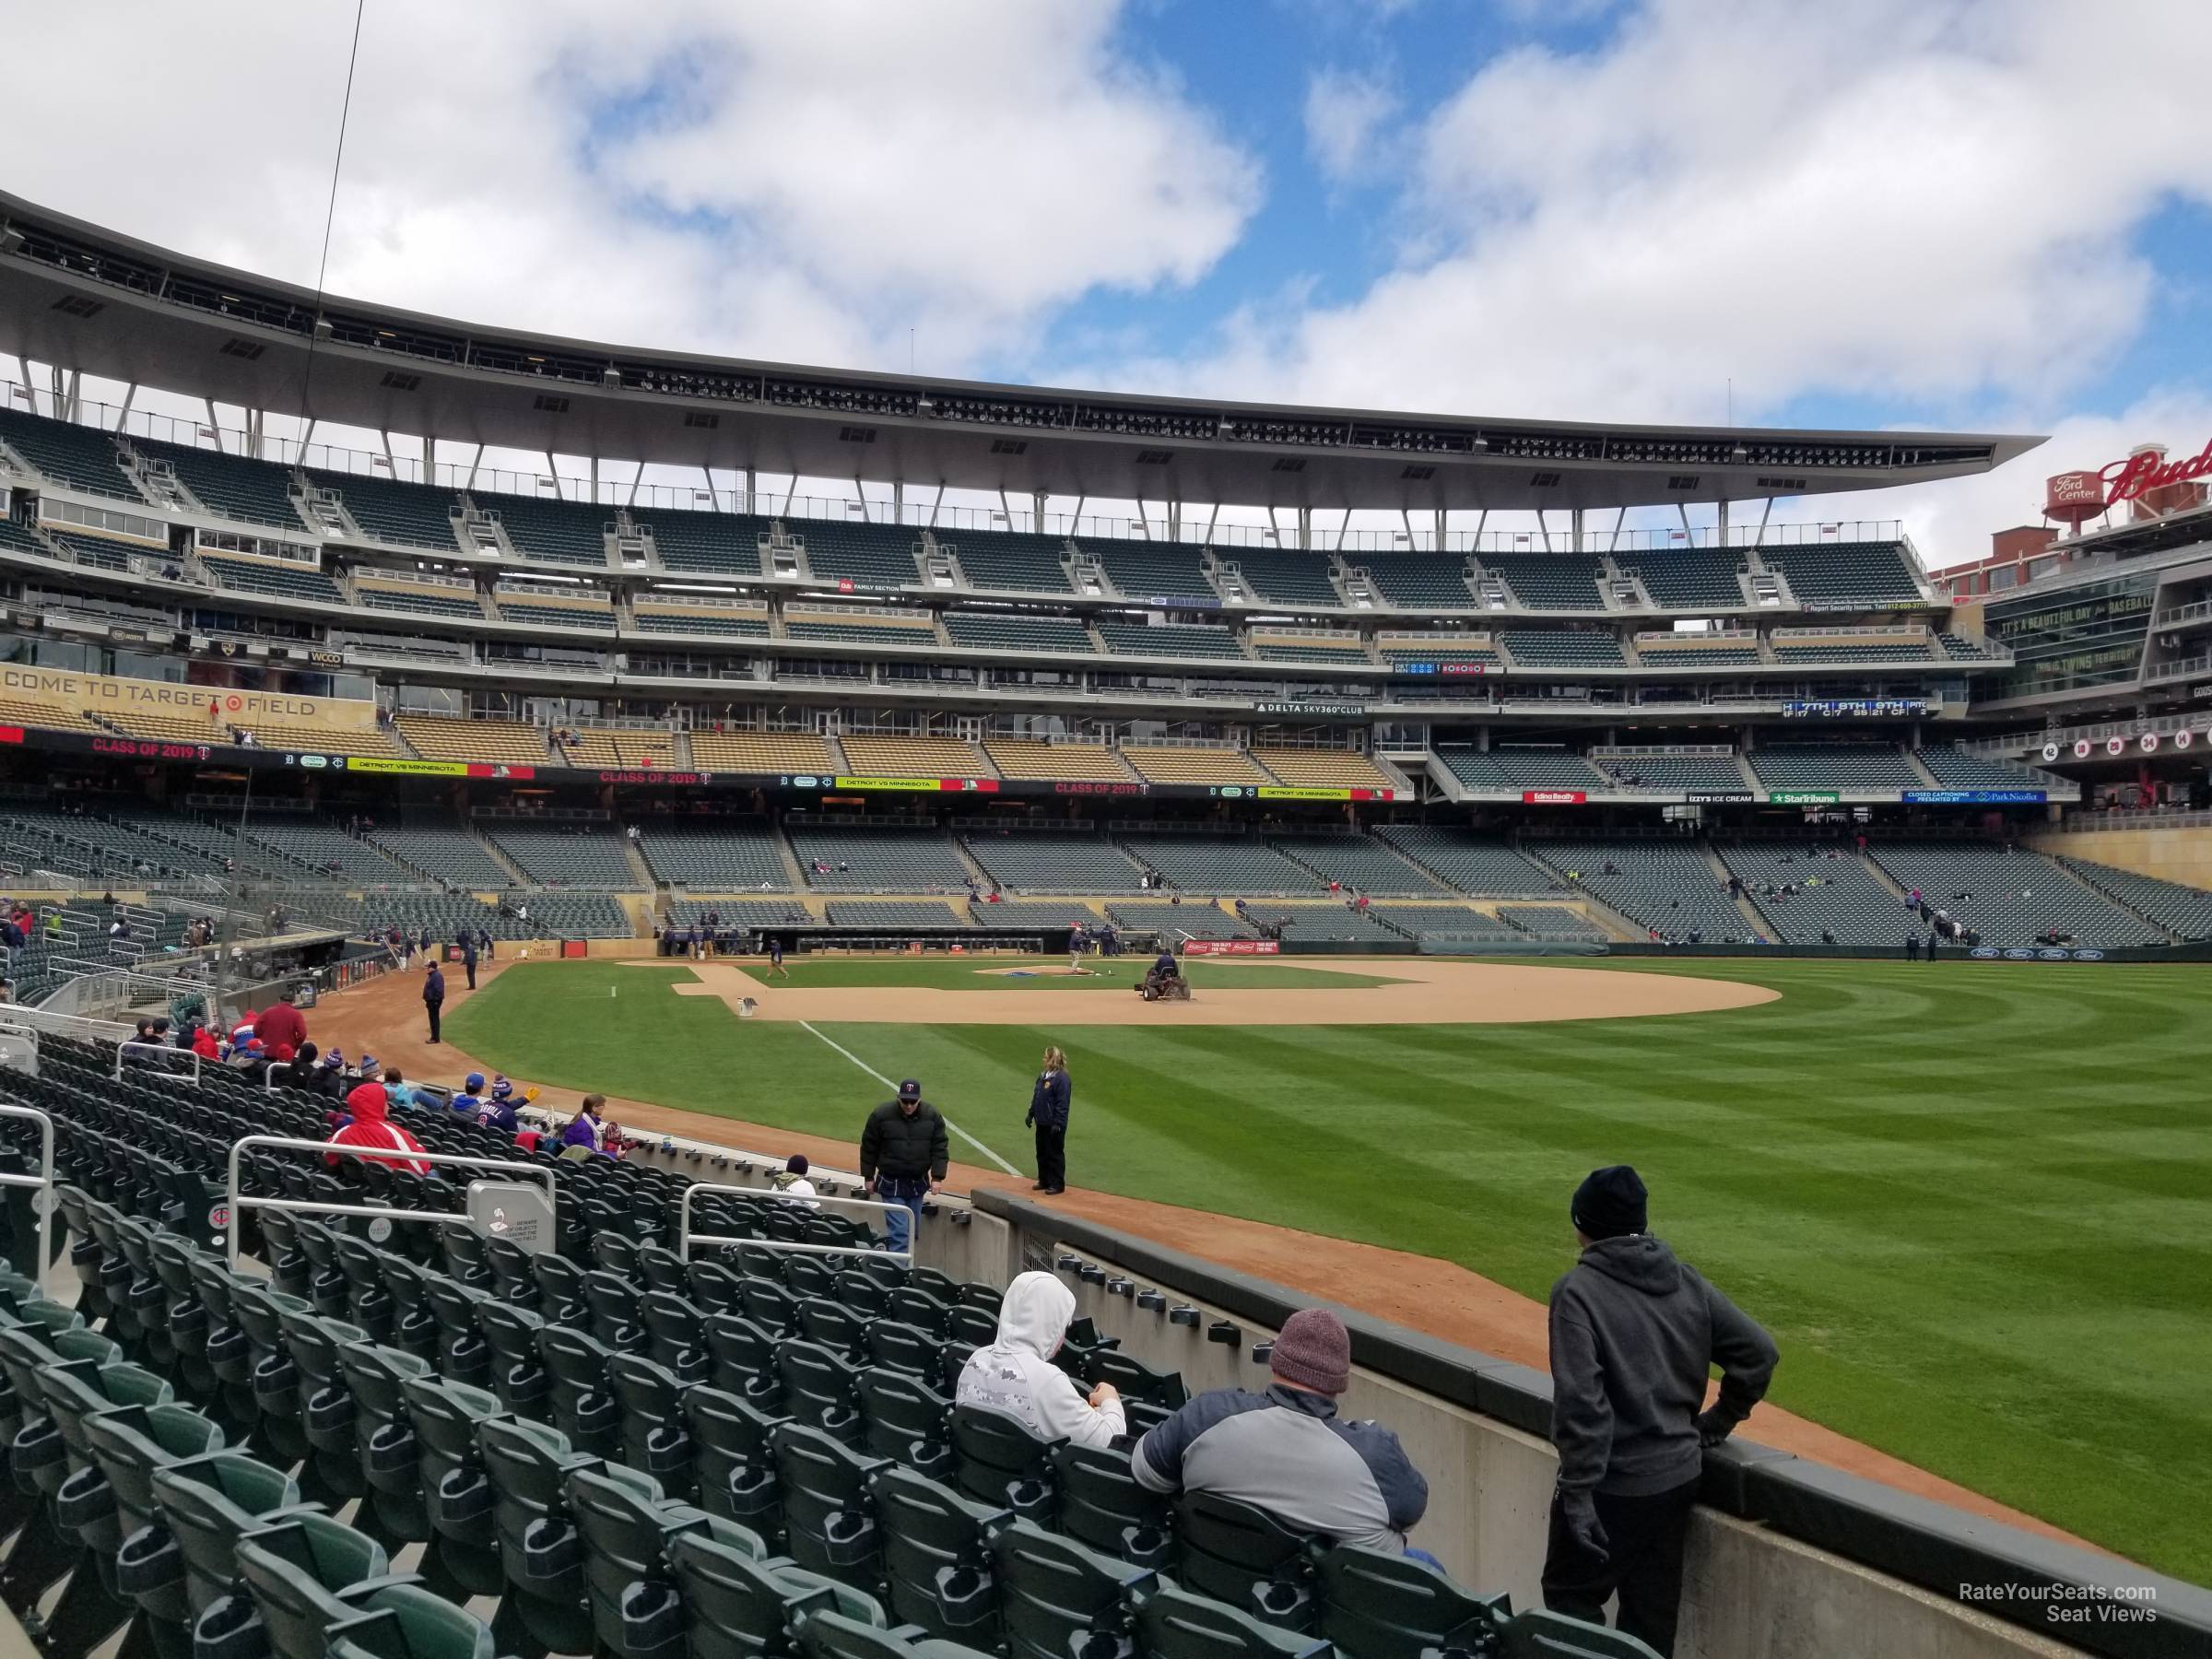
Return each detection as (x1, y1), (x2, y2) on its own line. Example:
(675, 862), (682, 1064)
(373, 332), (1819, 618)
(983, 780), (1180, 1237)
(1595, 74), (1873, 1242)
(1253, 785), (1397, 803)
(1685, 790), (1756, 804)
(1900, 789), (2047, 805)
(1522, 789), (1587, 805)
(1767, 790), (1840, 805)
(831, 775), (1002, 794)
(347, 757), (537, 779)
(1181, 939), (1281, 957)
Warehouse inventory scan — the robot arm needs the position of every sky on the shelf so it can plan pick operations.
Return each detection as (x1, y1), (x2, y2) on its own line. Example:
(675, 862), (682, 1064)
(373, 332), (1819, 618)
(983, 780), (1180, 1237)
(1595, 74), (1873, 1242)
(6, 0), (2212, 567)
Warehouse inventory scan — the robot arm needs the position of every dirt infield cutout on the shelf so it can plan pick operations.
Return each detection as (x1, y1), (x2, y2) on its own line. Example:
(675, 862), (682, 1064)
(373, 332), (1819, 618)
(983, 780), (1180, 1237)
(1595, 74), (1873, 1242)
(659, 957), (1777, 1026)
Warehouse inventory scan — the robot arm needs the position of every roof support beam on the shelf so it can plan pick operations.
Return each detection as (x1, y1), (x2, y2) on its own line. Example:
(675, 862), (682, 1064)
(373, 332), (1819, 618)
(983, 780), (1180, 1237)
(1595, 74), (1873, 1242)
(1607, 506), (1627, 554)
(1204, 501), (1219, 545)
(114, 382), (137, 430)
(927, 482), (943, 528)
(463, 442), (483, 491)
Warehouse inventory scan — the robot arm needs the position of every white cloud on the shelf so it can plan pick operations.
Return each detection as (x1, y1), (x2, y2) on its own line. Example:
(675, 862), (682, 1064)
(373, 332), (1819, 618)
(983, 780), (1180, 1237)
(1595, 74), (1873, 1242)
(0, 0), (1258, 380)
(1797, 390), (2212, 570)
(1091, 0), (2212, 441)
(1303, 69), (1397, 184)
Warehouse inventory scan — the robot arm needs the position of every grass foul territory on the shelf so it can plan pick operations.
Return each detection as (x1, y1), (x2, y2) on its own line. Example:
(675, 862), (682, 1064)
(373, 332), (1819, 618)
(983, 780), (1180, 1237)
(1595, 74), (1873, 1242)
(444, 955), (2212, 1578)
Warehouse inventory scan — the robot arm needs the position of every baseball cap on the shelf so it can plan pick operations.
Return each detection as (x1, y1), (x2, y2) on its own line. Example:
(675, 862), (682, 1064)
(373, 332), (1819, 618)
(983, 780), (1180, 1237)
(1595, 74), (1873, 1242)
(465, 1073), (485, 1092)
(897, 1079), (921, 1100)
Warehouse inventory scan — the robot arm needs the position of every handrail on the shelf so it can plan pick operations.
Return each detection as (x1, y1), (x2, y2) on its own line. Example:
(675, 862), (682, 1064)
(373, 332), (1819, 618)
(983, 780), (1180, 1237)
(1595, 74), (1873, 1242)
(0, 1106), (55, 1290)
(223, 1134), (555, 1270)
(677, 1180), (912, 1265)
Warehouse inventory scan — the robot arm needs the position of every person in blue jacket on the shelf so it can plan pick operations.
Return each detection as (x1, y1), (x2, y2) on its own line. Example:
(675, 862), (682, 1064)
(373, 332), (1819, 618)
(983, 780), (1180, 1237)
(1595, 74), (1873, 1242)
(450, 1073), (486, 1117)
(1026, 1045), (1071, 1194)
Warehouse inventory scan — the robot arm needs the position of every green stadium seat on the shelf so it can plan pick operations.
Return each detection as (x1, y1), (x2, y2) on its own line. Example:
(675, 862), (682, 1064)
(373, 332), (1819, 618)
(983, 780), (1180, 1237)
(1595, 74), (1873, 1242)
(1175, 1492), (1321, 1630)
(773, 1420), (890, 1579)
(873, 1465), (1007, 1644)
(858, 1366), (955, 1479)
(398, 1371), (510, 1598)
(569, 1462), (768, 1659)
(228, 1512), (401, 1659)
(685, 1386), (789, 1532)
(991, 1516), (1156, 1659)
(1312, 1543), (1509, 1659)
(1134, 1580), (1337, 1659)
(147, 1450), (314, 1616)
(478, 1415), (609, 1655)
(949, 1403), (1058, 1519)
(1051, 1441), (1171, 1570)
(324, 1594), (502, 1659)
(1500, 1607), (1666, 1658)
(667, 1534), (889, 1659)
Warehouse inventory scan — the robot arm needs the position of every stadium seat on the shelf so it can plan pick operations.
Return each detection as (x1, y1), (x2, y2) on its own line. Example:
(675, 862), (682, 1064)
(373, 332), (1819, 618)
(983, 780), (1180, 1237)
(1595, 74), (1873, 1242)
(873, 1464), (1007, 1643)
(992, 1517), (1157, 1659)
(1174, 1492), (1320, 1630)
(1313, 1543), (1509, 1659)
(772, 1421), (889, 1580)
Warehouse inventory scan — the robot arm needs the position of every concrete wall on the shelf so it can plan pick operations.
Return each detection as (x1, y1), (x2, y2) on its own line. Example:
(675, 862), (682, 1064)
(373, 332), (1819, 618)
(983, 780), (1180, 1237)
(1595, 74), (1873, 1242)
(2030, 825), (2212, 891)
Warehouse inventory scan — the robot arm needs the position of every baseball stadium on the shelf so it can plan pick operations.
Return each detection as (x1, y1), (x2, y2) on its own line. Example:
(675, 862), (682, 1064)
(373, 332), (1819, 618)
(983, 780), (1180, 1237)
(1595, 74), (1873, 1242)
(0, 143), (2207, 1659)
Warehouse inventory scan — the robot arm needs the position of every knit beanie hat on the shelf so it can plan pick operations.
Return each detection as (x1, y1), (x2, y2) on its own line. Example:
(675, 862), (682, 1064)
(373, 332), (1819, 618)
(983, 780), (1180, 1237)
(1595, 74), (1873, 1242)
(1572, 1165), (1648, 1241)
(1271, 1309), (1351, 1396)
(786, 1154), (809, 1175)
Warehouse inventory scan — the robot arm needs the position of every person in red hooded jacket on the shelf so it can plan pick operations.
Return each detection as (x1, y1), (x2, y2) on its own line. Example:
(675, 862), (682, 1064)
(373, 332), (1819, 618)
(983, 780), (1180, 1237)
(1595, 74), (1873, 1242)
(329, 1061), (430, 1174)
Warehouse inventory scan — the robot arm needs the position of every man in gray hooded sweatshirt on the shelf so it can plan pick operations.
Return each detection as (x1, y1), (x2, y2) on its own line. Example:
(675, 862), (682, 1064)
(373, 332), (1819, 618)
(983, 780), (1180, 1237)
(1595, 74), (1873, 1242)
(1544, 1165), (1778, 1657)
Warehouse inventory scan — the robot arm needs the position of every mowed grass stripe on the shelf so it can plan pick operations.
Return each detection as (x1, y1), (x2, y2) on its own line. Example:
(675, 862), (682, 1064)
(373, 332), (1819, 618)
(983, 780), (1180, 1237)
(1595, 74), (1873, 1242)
(445, 957), (2212, 1577)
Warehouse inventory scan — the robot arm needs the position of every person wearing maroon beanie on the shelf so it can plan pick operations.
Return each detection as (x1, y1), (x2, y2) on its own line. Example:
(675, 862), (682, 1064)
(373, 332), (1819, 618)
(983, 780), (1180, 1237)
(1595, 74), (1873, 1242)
(1544, 1165), (1779, 1657)
(1130, 1307), (1430, 1557)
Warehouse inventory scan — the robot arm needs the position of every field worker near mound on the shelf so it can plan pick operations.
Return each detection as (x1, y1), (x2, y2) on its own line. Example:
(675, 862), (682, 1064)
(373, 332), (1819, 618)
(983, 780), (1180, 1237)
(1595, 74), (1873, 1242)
(1027, 1046), (1071, 1195)
(959, 1270), (1124, 1448)
(1131, 1308), (1431, 1559)
(1544, 1165), (1779, 1658)
(860, 1078), (947, 1255)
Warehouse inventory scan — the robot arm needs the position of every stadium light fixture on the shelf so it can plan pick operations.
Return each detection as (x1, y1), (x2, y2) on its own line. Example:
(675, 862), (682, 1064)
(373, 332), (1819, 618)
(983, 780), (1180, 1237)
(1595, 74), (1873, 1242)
(0, 227), (22, 255)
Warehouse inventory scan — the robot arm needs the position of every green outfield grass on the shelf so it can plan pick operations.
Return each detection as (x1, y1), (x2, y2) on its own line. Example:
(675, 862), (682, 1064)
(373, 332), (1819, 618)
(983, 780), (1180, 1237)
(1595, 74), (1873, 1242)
(445, 956), (2212, 1579)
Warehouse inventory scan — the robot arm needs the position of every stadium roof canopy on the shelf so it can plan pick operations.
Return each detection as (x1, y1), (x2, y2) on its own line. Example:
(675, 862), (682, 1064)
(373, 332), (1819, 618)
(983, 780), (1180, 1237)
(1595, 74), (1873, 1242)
(0, 191), (2042, 513)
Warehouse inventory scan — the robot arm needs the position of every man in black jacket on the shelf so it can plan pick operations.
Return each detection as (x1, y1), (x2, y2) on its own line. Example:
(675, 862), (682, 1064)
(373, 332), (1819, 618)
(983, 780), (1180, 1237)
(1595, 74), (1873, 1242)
(859, 1078), (947, 1254)
(1544, 1166), (1778, 1657)
(422, 962), (445, 1044)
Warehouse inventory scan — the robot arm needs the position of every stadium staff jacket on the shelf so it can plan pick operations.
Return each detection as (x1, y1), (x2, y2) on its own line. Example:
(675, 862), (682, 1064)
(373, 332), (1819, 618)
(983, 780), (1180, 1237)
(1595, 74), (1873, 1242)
(1131, 1382), (1429, 1552)
(860, 1099), (950, 1182)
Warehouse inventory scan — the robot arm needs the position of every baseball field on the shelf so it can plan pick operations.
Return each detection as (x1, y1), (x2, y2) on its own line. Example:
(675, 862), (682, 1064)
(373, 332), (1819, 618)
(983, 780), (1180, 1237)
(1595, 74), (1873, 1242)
(435, 952), (2212, 1582)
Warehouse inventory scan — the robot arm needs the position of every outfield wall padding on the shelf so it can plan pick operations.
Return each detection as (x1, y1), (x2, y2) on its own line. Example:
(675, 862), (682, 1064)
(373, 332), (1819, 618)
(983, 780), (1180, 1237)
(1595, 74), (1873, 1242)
(971, 1191), (2212, 1659)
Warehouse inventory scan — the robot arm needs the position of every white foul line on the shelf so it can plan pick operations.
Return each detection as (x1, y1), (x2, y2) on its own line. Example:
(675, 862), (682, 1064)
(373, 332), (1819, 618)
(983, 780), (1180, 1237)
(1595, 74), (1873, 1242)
(796, 1019), (1024, 1179)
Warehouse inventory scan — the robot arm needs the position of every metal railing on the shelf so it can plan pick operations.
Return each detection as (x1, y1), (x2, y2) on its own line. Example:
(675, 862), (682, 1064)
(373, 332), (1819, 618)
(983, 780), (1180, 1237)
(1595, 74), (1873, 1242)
(0, 1106), (55, 1291)
(677, 1181), (913, 1265)
(223, 1135), (556, 1270)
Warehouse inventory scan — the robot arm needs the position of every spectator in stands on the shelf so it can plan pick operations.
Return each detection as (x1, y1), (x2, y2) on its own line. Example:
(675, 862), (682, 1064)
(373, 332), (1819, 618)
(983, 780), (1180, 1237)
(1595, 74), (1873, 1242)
(192, 1023), (221, 1062)
(382, 1065), (422, 1112)
(330, 1069), (431, 1176)
(562, 1093), (612, 1155)
(452, 1073), (486, 1117)
(959, 1270), (1124, 1449)
(860, 1079), (947, 1255)
(477, 1078), (522, 1135)
(276, 1041), (324, 1093)
(1543, 1166), (1778, 1657)
(1131, 1308), (1429, 1555)
(1027, 1046), (1071, 1195)
(423, 960), (445, 1043)
(256, 987), (306, 1057)
(772, 1153), (819, 1209)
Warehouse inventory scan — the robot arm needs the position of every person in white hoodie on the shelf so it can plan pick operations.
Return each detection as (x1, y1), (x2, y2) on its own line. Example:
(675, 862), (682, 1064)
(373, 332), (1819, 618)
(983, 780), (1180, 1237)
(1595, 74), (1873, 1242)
(957, 1271), (1124, 1450)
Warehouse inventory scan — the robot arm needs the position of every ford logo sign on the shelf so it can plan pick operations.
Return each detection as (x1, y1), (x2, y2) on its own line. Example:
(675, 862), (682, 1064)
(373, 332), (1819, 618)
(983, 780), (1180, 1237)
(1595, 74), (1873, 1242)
(2004, 947), (2035, 959)
(2072, 949), (2105, 961)
(2038, 948), (2069, 960)
(1971, 947), (1998, 959)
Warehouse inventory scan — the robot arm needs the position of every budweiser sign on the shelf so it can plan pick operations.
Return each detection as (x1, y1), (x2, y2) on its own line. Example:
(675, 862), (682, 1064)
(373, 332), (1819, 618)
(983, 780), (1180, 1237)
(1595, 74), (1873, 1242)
(2100, 440), (2212, 507)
